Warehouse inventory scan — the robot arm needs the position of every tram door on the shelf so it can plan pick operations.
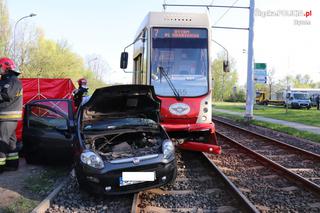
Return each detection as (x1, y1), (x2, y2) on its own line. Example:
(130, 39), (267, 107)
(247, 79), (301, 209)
(133, 29), (148, 85)
(134, 55), (142, 84)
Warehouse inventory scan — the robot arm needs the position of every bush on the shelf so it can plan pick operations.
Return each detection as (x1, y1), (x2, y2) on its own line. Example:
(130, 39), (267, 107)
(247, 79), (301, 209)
(224, 89), (246, 102)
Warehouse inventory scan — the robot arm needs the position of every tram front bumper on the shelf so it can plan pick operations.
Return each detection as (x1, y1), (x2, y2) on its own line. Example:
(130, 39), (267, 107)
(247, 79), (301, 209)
(161, 122), (221, 154)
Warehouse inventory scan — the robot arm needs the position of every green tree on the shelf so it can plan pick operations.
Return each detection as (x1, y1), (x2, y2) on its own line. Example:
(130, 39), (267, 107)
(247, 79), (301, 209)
(292, 74), (316, 88)
(21, 34), (106, 90)
(0, 1), (106, 91)
(279, 74), (316, 89)
(0, 0), (11, 56)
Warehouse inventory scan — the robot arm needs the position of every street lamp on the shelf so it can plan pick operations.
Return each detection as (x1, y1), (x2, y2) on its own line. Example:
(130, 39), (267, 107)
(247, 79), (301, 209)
(212, 39), (230, 100)
(13, 13), (37, 59)
(212, 39), (229, 72)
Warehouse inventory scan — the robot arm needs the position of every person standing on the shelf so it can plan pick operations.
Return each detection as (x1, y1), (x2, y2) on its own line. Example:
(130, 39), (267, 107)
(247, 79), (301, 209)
(73, 78), (89, 109)
(0, 57), (23, 173)
(316, 95), (320, 110)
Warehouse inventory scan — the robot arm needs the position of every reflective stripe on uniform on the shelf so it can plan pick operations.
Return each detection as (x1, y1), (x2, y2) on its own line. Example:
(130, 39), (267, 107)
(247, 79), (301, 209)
(0, 111), (22, 119)
(6, 152), (18, 161)
(0, 157), (6, 165)
(0, 111), (22, 115)
(0, 114), (22, 119)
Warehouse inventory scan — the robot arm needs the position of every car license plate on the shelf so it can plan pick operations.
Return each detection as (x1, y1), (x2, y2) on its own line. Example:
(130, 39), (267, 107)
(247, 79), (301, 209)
(119, 172), (155, 187)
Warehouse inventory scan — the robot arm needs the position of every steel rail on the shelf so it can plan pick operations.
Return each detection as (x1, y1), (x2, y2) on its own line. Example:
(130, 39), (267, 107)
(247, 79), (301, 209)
(213, 117), (320, 160)
(131, 152), (259, 213)
(130, 193), (140, 213)
(202, 152), (259, 213)
(217, 131), (320, 197)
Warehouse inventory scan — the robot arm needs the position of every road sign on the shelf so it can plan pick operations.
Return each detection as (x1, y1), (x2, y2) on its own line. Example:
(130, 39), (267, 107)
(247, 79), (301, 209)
(254, 63), (267, 84)
(254, 63), (266, 70)
(254, 76), (267, 84)
(254, 69), (267, 76)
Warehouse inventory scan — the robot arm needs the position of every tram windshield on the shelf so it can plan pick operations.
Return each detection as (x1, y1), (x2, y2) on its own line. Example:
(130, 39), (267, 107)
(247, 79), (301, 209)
(151, 28), (209, 97)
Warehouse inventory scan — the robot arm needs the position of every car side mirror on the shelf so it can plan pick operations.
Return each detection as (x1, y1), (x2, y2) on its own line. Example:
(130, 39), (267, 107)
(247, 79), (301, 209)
(55, 124), (68, 131)
(120, 52), (128, 69)
(55, 123), (73, 139)
(223, 60), (230, 72)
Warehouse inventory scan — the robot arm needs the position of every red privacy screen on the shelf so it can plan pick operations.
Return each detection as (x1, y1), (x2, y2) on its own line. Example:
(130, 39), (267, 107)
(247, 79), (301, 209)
(17, 78), (76, 141)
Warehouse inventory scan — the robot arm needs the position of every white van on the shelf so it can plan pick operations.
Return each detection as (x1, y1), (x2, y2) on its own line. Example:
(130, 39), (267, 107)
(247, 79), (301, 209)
(284, 91), (311, 109)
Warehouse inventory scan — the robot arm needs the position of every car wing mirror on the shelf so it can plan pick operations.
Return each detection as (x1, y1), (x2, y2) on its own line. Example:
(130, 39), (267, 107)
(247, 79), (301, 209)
(55, 124), (73, 139)
(55, 124), (68, 131)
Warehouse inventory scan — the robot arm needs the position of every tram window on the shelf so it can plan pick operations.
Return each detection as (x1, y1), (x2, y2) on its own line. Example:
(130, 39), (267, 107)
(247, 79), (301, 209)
(150, 28), (209, 97)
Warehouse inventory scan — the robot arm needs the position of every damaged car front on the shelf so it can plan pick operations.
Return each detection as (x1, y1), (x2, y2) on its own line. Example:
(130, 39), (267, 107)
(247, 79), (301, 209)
(75, 85), (177, 194)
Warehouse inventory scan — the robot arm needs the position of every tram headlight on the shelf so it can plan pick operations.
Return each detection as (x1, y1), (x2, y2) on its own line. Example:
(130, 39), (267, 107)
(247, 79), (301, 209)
(203, 107), (208, 113)
(201, 115), (207, 121)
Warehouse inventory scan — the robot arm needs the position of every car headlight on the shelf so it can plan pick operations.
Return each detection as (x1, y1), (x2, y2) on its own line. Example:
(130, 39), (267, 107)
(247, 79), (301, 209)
(162, 139), (175, 160)
(80, 150), (104, 169)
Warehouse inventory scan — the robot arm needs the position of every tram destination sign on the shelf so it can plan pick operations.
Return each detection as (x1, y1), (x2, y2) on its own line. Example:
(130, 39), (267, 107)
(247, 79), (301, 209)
(152, 28), (208, 39)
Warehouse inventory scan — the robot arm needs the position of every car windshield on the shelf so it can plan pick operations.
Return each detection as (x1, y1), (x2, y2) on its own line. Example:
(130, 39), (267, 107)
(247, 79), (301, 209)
(83, 118), (157, 131)
(151, 28), (209, 97)
(293, 93), (309, 100)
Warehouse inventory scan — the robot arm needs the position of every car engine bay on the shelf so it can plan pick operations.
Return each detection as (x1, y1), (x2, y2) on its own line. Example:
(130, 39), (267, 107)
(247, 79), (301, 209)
(84, 130), (163, 161)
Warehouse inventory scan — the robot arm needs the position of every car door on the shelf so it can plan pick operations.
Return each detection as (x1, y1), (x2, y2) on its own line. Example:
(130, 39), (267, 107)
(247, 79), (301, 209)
(22, 99), (76, 164)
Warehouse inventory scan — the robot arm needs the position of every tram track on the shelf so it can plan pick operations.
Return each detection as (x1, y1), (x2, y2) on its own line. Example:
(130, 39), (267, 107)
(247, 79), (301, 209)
(131, 151), (259, 213)
(42, 117), (320, 212)
(209, 134), (320, 212)
(213, 118), (320, 188)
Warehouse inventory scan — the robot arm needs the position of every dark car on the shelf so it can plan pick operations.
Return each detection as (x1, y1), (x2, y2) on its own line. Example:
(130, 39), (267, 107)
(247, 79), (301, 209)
(22, 85), (177, 194)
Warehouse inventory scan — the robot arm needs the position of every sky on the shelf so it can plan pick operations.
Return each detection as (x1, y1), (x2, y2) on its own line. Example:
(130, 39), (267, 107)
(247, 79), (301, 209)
(6, 0), (320, 86)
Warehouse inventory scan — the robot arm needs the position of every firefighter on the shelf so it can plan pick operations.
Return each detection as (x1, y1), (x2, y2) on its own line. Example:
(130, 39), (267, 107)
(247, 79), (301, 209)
(73, 78), (89, 108)
(0, 57), (22, 173)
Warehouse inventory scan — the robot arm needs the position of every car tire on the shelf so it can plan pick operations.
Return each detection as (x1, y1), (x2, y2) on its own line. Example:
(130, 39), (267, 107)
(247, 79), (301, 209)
(291, 103), (295, 109)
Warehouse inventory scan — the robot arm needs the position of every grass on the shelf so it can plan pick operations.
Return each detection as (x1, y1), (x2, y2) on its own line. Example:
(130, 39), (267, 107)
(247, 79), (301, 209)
(23, 166), (69, 195)
(2, 197), (37, 213)
(213, 102), (320, 127)
(213, 111), (320, 143)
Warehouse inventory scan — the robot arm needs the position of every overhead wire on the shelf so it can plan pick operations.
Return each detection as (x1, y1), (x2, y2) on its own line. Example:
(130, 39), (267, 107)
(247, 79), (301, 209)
(214, 0), (240, 25)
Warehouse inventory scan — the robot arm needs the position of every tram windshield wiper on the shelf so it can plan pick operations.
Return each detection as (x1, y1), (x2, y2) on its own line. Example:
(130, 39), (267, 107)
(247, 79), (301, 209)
(157, 66), (182, 101)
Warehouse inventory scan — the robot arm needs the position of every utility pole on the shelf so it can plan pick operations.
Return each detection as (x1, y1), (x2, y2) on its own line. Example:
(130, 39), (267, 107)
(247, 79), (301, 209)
(244, 0), (255, 121)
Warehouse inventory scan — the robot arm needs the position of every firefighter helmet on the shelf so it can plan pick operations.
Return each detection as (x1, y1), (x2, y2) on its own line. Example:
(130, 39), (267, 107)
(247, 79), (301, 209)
(77, 78), (88, 88)
(0, 57), (20, 75)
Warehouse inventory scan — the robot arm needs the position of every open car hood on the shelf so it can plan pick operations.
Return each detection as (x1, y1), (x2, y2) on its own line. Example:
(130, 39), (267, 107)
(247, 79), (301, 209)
(82, 85), (161, 122)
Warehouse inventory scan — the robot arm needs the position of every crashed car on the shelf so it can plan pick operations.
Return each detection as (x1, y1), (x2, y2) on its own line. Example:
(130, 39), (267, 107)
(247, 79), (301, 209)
(22, 85), (177, 194)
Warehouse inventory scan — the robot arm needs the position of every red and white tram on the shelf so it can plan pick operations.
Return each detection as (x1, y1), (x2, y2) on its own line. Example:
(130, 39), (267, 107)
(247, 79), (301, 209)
(121, 11), (221, 154)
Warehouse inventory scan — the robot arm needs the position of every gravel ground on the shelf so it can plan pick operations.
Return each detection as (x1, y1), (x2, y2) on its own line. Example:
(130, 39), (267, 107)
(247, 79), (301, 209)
(46, 176), (133, 213)
(214, 118), (320, 186)
(136, 151), (246, 212)
(209, 136), (320, 212)
(0, 158), (68, 213)
(213, 116), (320, 154)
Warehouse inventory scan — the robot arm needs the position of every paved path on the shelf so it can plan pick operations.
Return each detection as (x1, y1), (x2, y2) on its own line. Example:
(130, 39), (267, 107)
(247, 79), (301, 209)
(213, 108), (320, 135)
